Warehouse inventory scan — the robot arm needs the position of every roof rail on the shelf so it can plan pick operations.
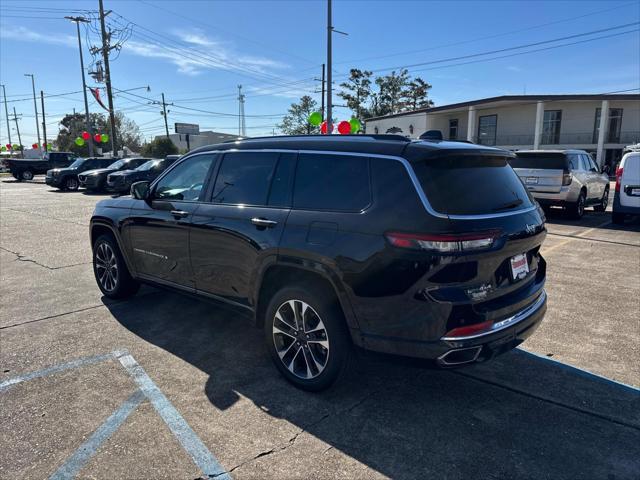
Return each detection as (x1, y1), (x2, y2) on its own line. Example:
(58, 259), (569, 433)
(221, 134), (411, 143)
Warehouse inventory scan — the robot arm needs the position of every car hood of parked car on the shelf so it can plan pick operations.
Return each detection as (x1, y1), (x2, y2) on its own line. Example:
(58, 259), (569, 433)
(108, 169), (138, 178)
(49, 167), (78, 174)
(82, 167), (116, 176)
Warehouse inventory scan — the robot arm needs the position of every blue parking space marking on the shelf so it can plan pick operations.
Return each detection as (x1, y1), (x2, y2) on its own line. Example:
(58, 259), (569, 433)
(516, 348), (640, 394)
(1, 350), (231, 479)
(116, 352), (231, 480)
(0, 353), (115, 392)
(48, 390), (145, 480)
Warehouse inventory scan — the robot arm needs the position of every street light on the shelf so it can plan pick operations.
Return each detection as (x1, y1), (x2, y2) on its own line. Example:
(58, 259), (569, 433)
(65, 16), (94, 156)
(23, 74), (41, 151)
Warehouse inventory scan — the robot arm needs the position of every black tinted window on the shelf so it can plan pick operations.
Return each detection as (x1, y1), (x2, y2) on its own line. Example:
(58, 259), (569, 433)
(413, 155), (533, 215)
(211, 152), (278, 205)
(567, 154), (580, 170)
(510, 152), (568, 170)
(294, 154), (370, 211)
(268, 154), (296, 207)
(155, 154), (215, 201)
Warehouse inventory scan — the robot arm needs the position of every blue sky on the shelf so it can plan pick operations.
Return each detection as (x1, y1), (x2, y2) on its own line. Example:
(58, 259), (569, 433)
(1, 0), (638, 146)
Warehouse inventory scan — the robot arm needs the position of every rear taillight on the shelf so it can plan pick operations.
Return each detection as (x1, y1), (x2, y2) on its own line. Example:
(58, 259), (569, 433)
(615, 167), (623, 192)
(385, 230), (501, 253)
(562, 173), (572, 186)
(443, 321), (493, 338)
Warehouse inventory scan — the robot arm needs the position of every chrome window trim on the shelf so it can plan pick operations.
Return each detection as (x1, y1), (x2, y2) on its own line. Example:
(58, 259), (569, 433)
(177, 148), (536, 220)
(441, 289), (546, 341)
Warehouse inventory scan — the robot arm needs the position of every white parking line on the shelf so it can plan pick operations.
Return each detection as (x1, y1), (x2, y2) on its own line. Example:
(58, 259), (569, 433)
(542, 220), (612, 255)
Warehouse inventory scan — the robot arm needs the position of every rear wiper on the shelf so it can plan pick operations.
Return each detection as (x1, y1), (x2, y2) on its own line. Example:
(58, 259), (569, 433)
(492, 199), (523, 211)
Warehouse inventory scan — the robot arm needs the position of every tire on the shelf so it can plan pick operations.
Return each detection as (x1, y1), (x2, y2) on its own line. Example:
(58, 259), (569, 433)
(21, 169), (34, 181)
(568, 191), (586, 219)
(92, 234), (140, 299)
(593, 187), (609, 212)
(14, 171), (23, 182)
(65, 176), (79, 191)
(264, 283), (352, 391)
(612, 212), (625, 225)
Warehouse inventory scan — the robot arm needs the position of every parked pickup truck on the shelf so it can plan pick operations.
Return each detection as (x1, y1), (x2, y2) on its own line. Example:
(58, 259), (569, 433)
(7, 152), (79, 181)
(510, 149), (609, 219)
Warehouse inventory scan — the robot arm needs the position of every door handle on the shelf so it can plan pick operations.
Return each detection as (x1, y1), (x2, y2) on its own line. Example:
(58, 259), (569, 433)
(171, 210), (190, 219)
(251, 217), (277, 228)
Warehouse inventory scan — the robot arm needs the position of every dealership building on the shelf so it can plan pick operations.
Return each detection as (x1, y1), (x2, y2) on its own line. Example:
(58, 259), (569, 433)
(364, 94), (640, 170)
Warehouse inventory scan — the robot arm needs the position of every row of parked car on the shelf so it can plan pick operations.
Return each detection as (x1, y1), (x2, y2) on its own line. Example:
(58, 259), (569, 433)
(6, 152), (180, 193)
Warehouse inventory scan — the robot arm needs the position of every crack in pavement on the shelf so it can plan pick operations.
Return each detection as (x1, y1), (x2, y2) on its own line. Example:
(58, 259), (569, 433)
(0, 246), (91, 271)
(207, 384), (387, 478)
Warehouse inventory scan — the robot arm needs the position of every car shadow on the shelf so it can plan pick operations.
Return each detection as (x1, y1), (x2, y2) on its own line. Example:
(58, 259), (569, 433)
(104, 290), (640, 479)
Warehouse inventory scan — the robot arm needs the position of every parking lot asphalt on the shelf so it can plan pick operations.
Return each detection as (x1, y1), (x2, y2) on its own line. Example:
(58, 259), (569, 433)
(1, 177), (639, 480)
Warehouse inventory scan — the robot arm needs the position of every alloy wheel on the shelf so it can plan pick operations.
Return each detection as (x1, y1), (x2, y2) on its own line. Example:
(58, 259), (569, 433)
(67, 178), (79, 190)
(272, 299), (330, 380)
(602, 189), (609, 210)
(95, 242), (118, 292)
(578, 195), (585, 216)
(22, 170), (34, 181)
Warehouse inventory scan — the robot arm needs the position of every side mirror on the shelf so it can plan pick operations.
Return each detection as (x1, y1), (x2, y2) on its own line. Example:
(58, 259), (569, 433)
(131, 181), (150, 200)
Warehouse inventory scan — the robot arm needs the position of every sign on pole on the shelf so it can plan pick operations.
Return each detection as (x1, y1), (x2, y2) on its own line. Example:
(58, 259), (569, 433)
(174, 123), (199, 135)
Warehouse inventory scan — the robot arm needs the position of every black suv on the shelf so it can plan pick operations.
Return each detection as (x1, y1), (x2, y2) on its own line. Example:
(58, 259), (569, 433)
(90, 135), (547, 390)
(79, 157), (151, 192)
(46, 157), (117, 191)
(106, 156), (179, 194)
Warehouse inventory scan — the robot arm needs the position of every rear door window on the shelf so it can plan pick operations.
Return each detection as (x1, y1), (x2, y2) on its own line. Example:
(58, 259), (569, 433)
(510, 152), (568, 170)
(211, 152), (279, 206)
(567, 154), (580, 171)
(412, 155), (534, 216)
(293, 153), (370, 211)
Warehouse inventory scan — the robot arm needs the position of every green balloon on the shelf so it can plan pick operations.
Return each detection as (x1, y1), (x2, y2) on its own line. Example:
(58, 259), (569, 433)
(1, 146), (5, 152)
(13, 144), (19, 150)
(101, 133), (109, 143)
(349, 118), (361, 133)
(47, 144), (52, 151)
(75, 137), (85, 146)
(308, 111), (322, 126)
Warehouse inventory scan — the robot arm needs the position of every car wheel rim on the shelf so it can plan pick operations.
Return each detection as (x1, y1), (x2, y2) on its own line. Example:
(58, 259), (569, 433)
(602, 190), (608, 209)
(95, 242), (118, 292)
(23, 171), (33, 180)
(272, 299), (330, 380)
(68, 179), (78, 189)
(578, 196), (584, 216)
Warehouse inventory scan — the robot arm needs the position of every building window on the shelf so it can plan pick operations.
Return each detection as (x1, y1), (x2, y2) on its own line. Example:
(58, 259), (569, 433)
(477, 115), (497, 145)
(593, 108), (625, 143)
(541, 110), (562, 145)
(449, 119), (458, 140)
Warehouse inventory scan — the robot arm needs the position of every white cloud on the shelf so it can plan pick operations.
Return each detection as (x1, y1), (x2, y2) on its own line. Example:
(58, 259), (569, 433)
(0, 25), (76, 47)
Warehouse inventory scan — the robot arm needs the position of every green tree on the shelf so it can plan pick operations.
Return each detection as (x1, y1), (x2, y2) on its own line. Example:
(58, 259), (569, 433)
(114, 111), (144, 152)
(338, 69), (372, 120)
(141, 136), (178, 158)
(402, 77), (434, 111)
(372, 69), (410, 116)
(277, 95), (320, 135)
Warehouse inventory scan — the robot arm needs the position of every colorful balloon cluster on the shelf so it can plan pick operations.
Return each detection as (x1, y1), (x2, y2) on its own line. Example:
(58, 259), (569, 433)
(309, 112), (361, 135)
(75, 131), (109, 147)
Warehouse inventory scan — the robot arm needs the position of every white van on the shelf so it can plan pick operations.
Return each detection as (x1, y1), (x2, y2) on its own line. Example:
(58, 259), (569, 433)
(613, 151), (640, 224)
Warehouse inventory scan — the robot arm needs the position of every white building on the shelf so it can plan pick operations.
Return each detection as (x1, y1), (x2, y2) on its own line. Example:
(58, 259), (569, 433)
(157, 131), (242, 151)
(365, 94), (640, 170)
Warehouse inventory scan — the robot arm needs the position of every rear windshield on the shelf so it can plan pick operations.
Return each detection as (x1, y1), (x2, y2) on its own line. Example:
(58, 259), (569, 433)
(510, 152), (568, 170)
(412, 155), (533, 216)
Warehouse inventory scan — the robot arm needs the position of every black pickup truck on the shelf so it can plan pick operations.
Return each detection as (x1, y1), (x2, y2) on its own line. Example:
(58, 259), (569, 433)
(7, 152), (79, 181)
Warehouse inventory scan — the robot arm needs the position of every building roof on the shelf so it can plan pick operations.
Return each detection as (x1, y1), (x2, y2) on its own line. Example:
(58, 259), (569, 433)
(367, 94), (640, 121)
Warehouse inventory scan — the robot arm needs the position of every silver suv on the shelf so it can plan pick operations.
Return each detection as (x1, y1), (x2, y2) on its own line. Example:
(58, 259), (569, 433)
(510, 150), (609, 219)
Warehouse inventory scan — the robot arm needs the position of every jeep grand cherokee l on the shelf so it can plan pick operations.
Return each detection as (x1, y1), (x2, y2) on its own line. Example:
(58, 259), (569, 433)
(79, 157), (150, 192)
(90, 135), (547, 391)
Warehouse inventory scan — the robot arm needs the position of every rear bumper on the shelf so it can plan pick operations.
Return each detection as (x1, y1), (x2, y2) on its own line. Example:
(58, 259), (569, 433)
(613, 190), (640, 215)
(529, 187), (577, 205)
(359, 289), (547, 365)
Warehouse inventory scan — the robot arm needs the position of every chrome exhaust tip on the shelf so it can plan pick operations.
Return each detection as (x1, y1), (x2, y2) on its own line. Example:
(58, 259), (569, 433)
(437, 346), (482, 366)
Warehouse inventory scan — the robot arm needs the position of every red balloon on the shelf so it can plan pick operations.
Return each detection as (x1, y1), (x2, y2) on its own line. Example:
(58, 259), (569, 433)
(6, 144), (11, 149)
(94, 133), (102, 143)
(337, 121), (351, 135)
(321, 121), (335, 134)
(81, 131), (90, 140)
(32, 143), (38, 149)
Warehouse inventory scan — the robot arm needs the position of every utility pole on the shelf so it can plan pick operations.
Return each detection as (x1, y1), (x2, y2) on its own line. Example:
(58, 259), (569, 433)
(161, 93), (170, 138)
(237, 85), (246, 137)
(320, 64), (326, 121)
(40, 91), (48, 152)
(1, 84), (12, 146)
(24, 74), (41, 151)
(326, 0), (332, 135)
(98, 0), (117, 154)
(11, 107), (23, 158)
(66, 16), (94, 156)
